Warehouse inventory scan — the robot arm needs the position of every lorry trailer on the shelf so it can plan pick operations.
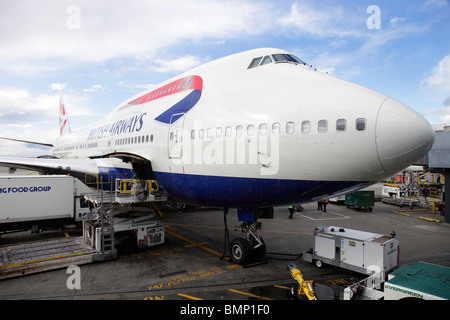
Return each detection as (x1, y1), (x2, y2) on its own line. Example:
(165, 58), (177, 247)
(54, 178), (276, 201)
(0, 175), (93, 234)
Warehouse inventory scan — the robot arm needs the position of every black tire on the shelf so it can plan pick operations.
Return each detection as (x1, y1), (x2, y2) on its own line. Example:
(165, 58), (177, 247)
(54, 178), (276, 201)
(230, 238), (251, 264)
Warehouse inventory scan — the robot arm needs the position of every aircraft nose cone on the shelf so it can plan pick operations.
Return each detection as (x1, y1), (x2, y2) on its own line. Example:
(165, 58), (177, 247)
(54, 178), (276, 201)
(376, 98), (435, 175)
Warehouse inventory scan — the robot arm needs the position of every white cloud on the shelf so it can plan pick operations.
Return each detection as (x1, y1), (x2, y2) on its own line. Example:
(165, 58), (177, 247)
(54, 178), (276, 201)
(0, 124), (56, 157)
(421, 55), (450, 91)
(0, 87), (56, 122)
(0, 84), (103, 155)
(0, 0), (273, 75)
(277, 2), (423, 77)
(425, 106), (450, 124)
(0, 88), (59, 156)
(389, 17), (406, 27)
(50, 82), (67, 91)
(424, 0), (447, 7)
(424, 97), (450, 124)
(117, 81), (156, 91)
(0, 87), (94, 120)
(277, 2), (361, 39)
(83, 84), (106, 93)
(330, 40), (348, 48)
(152, 55), (204, 74)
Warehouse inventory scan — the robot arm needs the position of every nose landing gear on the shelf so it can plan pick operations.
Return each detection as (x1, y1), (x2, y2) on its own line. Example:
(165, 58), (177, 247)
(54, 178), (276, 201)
(230, 222), (266, 265)
(226, 207), (271, 265)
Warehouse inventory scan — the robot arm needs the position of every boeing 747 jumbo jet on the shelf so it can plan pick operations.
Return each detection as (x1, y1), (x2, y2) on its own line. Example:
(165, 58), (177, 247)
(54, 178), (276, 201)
(0, 48), (435, 264)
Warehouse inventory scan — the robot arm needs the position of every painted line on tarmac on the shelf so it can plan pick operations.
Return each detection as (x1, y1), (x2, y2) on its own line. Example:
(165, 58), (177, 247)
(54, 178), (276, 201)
(297, 211), (350, 221)
(178, 293), (204, 300)
(228, 288), (273, 300)
(164, 228), (227, 259)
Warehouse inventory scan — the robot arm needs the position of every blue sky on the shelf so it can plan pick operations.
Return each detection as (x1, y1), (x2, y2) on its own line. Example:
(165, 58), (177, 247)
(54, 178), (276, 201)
(0, 0), (449, 157)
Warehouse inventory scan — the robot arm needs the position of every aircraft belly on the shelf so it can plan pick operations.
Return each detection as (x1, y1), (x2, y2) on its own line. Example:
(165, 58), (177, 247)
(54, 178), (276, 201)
(153, 171), (372, 207)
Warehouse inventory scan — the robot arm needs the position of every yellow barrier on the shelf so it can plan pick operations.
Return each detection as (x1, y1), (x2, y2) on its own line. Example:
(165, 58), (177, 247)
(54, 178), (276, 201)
(116, 179), (159, 194)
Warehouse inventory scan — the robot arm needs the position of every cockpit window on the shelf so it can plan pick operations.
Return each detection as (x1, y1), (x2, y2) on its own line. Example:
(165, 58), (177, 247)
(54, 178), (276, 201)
(260, 55), (272, 66)
(272, 54), (305, 65)
(248, 57), (263, 69)
(248, 53), (305, 70)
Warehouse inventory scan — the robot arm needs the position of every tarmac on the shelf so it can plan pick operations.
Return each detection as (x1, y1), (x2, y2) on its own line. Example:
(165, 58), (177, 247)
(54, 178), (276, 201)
(0, 190), (449, 302)
(1, 169), (449, 307)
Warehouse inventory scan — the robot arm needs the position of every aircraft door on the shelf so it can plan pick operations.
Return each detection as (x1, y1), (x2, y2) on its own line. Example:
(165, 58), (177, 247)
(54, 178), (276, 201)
(257, 123), (279, 176)
(258, 123), (270, 166)
(168, 113), (185, 159)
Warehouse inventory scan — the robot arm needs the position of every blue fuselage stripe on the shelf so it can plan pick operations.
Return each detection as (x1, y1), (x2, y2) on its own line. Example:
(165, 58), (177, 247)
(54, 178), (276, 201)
(153, 171), (371, 207)
(154, 89), (202, 124)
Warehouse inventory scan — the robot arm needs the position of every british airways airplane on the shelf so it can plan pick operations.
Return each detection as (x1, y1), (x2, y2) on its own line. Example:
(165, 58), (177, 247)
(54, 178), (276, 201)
(0, 48), (435, 264)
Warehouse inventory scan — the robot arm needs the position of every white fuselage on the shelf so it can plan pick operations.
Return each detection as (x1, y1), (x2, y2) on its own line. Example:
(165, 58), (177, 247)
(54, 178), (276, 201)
(52, 48), (435, 207)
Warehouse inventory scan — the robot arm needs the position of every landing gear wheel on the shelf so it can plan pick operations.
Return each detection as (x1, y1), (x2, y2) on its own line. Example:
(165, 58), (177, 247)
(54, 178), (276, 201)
(230, 238), (251, 264)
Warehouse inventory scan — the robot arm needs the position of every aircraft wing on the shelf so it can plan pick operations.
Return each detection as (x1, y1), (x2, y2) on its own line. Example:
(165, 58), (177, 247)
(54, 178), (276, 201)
(0, 157), (100, 177)
(0, 136), (54, 147)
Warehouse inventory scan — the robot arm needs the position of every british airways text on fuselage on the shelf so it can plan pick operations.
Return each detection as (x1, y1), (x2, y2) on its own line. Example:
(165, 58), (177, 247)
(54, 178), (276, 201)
(87, 113), (147, 141)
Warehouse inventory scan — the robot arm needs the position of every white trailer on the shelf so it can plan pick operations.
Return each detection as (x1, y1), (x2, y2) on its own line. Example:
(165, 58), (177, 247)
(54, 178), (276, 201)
(303, 226), (399, 283)
(0, 175), (94, 233)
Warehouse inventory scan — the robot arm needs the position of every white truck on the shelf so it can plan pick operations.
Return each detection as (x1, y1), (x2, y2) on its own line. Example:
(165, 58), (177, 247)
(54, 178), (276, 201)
(0, 175), (94, 234)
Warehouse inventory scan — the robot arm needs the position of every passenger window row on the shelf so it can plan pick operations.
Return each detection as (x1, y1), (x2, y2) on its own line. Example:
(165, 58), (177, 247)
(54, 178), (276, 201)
(190, 118), (367, 139)
(115, 134), (154, 146)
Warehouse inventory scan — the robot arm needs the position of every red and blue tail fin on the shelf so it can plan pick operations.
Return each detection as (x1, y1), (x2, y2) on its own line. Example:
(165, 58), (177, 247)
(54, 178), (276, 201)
(59, 94), (71, 136)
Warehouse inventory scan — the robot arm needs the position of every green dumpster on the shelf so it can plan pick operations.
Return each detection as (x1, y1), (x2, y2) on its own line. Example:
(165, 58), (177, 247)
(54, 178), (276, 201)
(345, 190), (374, 211)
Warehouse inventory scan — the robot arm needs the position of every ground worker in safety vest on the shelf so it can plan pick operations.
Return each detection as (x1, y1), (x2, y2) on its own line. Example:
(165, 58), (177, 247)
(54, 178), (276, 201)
(322, 199), (328, 212)
(288, 205), (294, 219)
